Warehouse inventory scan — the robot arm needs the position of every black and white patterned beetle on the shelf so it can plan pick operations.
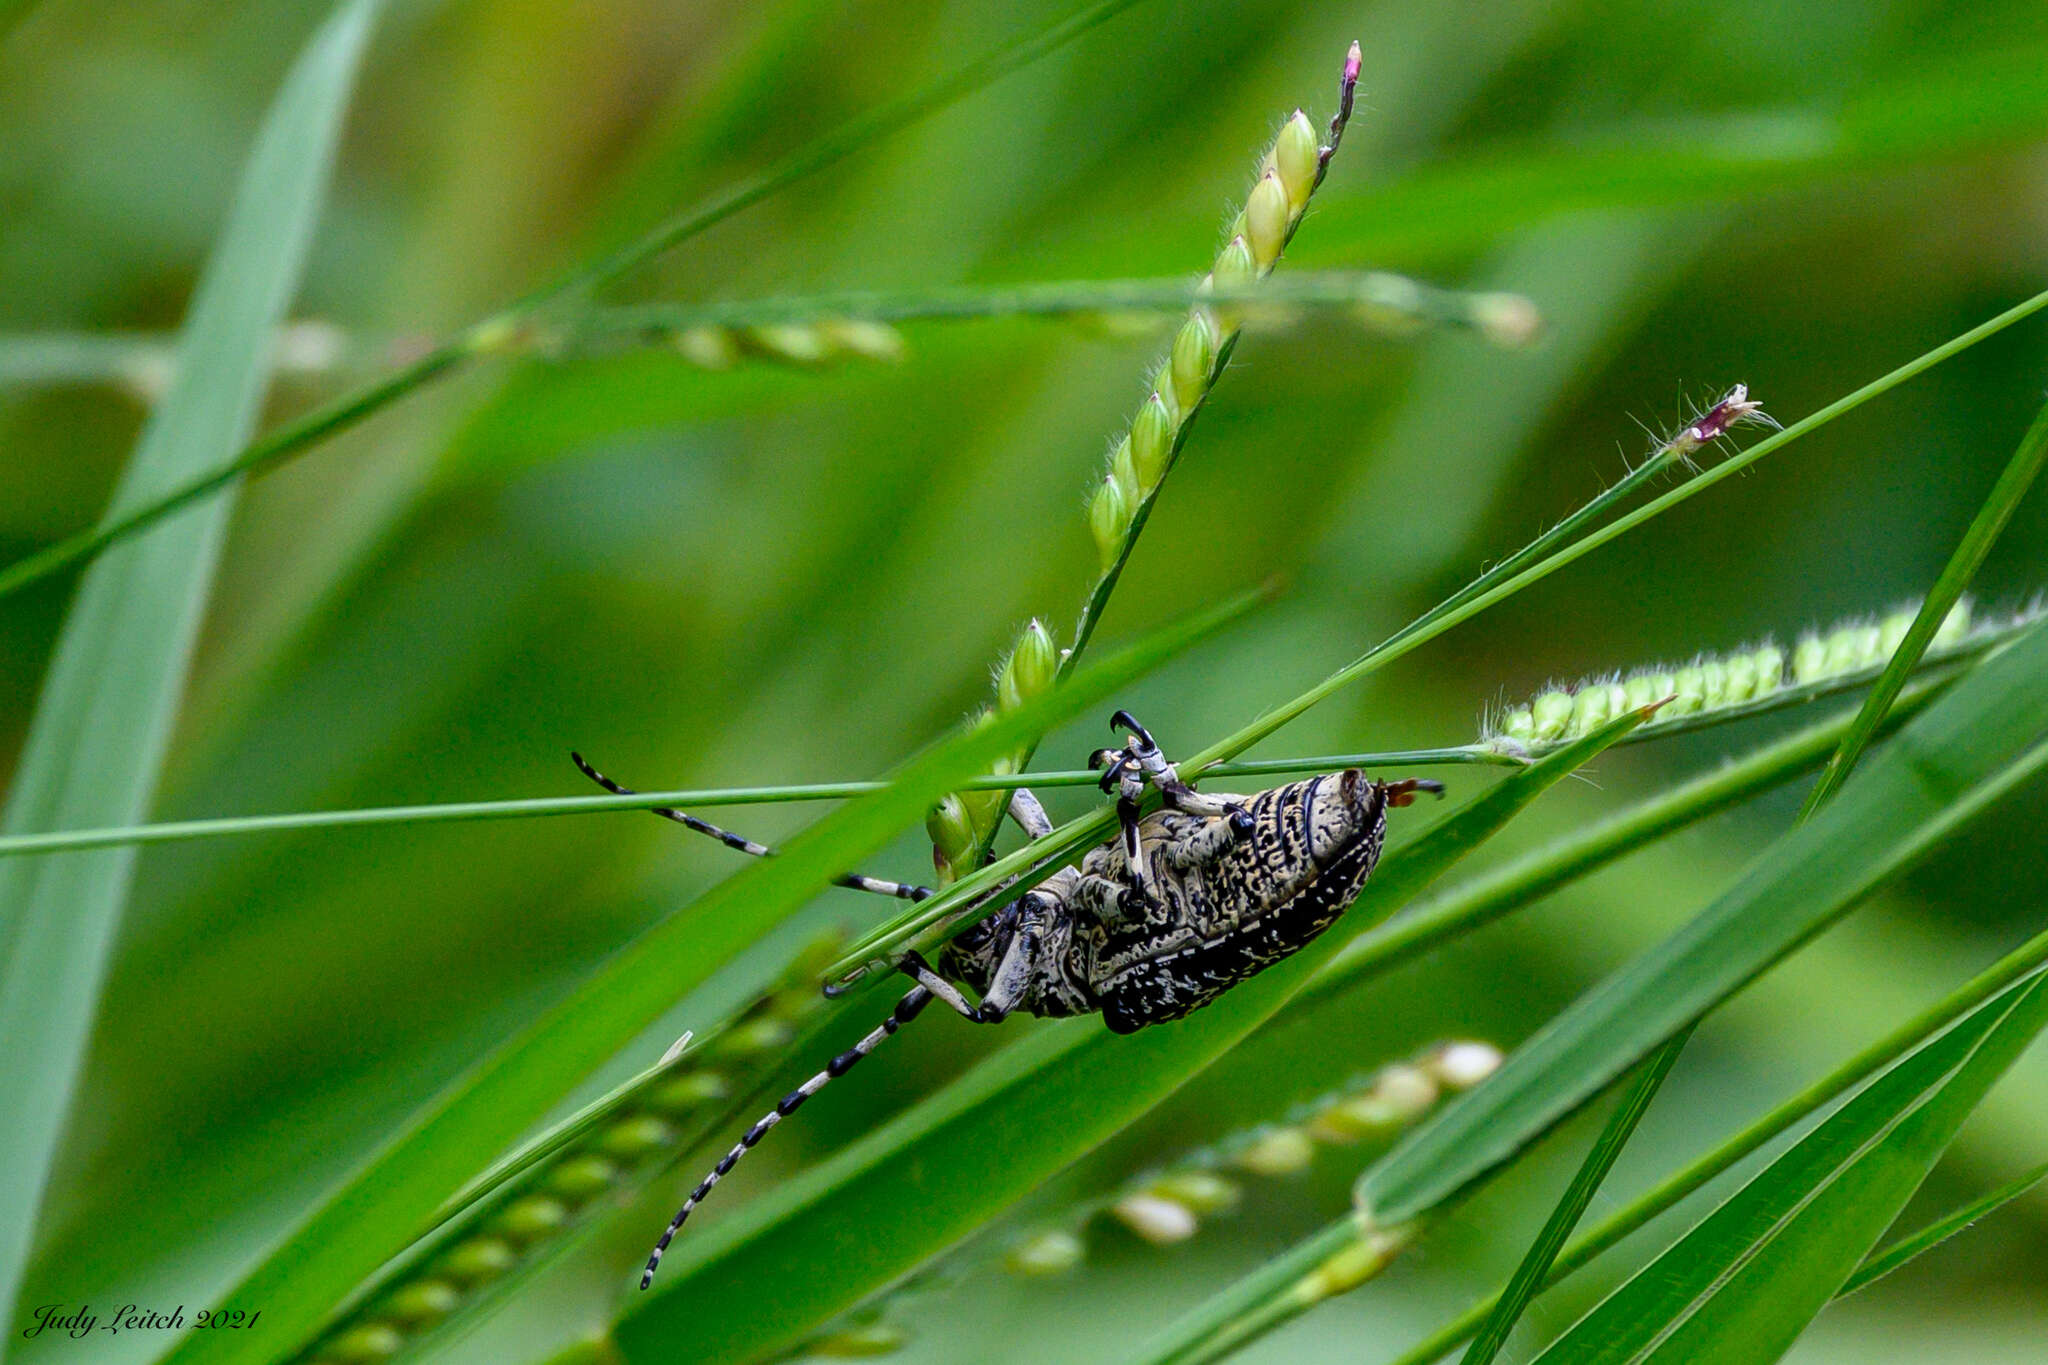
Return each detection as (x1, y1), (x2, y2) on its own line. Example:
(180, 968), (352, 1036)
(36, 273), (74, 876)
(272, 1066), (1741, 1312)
(574, 711), (1440, 1288)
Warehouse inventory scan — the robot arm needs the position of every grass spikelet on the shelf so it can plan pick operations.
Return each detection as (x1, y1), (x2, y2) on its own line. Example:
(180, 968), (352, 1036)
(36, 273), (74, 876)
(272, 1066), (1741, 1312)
(1480, 597), (2043, 757)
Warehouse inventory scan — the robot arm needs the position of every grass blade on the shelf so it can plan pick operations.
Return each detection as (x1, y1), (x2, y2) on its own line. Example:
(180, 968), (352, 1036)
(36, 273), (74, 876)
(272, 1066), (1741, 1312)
(1353, 616), (2048, 1230)
(149, 588), (1257, 1365)
(1801, 394), (2048, 814)
(0, 0), (380, 1346)
(1528, 976), (2048, 1364)
(601, 711), (1653, 1365)
(1836, 1157), (2048, 1298)
(1386, 930), (2048, 1365)
(1461, 1037), (1688, 1365)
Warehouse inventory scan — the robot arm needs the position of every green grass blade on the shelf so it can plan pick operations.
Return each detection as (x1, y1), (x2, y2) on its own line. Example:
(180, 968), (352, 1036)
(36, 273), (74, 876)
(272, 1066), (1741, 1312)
(1836, 1157), (2048, 1298)
(1528, 976), (2048, 1364)
(0, 0), (1148, 605)
(1385, 933), (2048, 1365)
(1461, 1036), (1689, 1365)
(1354, 617), (2048, 1229)
(1801, 395), (2048, 814)
(601, 711), (1653, 1365)
(0, 0), (381, 1347)
(149, 588), (1256, 1365)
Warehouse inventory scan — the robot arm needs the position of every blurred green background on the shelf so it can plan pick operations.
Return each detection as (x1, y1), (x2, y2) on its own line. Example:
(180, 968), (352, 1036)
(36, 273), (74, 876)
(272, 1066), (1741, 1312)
(4, 0), (2047, 1361)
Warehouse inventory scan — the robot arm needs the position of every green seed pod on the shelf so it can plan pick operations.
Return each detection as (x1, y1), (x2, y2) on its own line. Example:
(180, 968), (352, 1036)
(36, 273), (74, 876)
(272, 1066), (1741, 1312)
(809, 1322), (910, 1357)
(648, 1070), (732, 1114)
(1113, 1192), (1199, 1244)
(745, 322), (829, 364)
(1622, 673), (1663, 711)
(1233, 1127), (1317, 1177)
(818, 318), (906, 362)
(1793, 634), (1829, 684)
(1006, 1228), (1086, 1277)
(1531, 690), (1574, 741)
(1152, 1169), (1240, 1214)
(1169, 312), (1218, 411)
(1500, 705), (1536, 745)
(999, 618), (1057, 714)
(1302, 1227), (1408, 1301)
(926, 793), (977, 882)
(1723, 652), (1758, 703)
(383, 1279), (461, 1325)
(673, 325), (738, 369)
(493, 1194), (568, 1245)
(1426, 1040), (1503, 1091)
(1373, 1063), (1441, 1120)
(1244, 170), (1290, 268)
(1570, 684), (1613, 737)
(1274, 110), (1320, 212)
(325, 1322), (405, 1362)
(1825, 623), (1881, 674)
(1469, 292), (1542, 348)
(1130, 392), (1176, 491)
(1212, 234), (1255, 291)
(1089, 475), (1132, 571)
(1669, 665), (1706, 714)
(543, 1153), (619, 1200)
(720, 1017), (796, 1055)
(1109, 436), (1141, 507)
(439, 1237), (518, 1285)
(597, 1114), (676, 1159)
(1752, 644), (1785, 692)
(1308, 1093), (1403, 1144)
(1699, 658), (1729, 708)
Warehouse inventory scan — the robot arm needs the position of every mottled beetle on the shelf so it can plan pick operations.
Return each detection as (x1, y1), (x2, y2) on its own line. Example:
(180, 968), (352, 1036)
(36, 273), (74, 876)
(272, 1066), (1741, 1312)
(574, 710), (1440, 1288)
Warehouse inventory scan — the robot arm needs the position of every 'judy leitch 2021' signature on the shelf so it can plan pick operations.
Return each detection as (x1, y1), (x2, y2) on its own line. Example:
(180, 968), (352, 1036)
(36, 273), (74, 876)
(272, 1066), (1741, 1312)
(21, 1303), (261, 1340)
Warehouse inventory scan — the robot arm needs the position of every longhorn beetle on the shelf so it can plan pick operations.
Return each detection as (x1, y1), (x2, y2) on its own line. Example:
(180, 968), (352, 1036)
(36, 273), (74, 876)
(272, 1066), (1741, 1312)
(573, 711), (1441, 1288)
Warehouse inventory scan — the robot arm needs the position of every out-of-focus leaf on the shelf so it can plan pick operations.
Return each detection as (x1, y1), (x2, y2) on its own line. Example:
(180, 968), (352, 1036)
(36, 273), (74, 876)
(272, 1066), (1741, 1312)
(0, 0), (381, 1343)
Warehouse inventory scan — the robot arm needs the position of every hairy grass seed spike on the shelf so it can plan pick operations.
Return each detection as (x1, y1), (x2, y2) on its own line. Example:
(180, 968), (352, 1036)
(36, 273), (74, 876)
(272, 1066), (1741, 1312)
(575, 711), (1441, 1288)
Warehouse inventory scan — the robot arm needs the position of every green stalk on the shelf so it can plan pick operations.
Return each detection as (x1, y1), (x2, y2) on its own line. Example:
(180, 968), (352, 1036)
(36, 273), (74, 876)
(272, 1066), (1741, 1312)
(0, 0), (1150, 603)
(1461, 1039), (1687, 1365)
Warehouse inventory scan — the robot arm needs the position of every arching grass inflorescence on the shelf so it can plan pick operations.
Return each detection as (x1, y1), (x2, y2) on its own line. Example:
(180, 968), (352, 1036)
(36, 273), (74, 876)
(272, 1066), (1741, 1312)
(783, 1041), (1500, 1360)
(929, 43), (1382, 884)
(1479, 597), (2046, 758)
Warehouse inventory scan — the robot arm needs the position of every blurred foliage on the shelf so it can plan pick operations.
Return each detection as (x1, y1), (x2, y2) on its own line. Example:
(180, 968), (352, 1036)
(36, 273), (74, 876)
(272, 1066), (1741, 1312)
(3, 1), (2047, 1363)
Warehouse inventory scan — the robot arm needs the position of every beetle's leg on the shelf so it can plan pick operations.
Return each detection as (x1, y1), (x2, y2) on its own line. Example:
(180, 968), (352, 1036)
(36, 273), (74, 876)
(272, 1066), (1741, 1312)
(572, 753), (935, 901)
(896, 950), (988, 1021)
(975, 889), (1055, 1022)
(1105, 712), (1254, 839)
(1114, 794), (1162, 905)
(1007, 787), (1054, 839)
(1072, 870), (1142, 925)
